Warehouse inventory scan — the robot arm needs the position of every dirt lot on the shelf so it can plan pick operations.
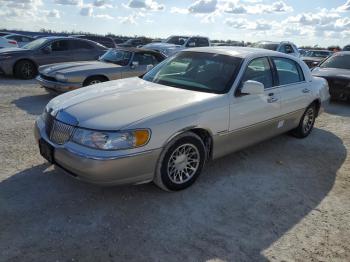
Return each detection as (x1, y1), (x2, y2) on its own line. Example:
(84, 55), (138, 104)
(0, 77), (349, 262)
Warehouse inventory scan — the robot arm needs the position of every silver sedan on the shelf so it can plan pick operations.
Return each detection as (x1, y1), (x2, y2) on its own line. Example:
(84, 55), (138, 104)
(34, 47), (330, 191)
(36, 48), (165, 92)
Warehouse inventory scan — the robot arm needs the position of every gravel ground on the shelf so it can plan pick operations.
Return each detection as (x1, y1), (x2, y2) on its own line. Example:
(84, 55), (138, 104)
(0, 77), (349, 262)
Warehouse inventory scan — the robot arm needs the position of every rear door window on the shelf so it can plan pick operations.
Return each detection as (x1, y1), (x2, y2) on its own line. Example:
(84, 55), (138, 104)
(50, 40), (70, 52)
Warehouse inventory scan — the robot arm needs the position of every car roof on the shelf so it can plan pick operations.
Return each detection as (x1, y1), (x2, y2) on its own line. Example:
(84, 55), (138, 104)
(184, 46), (286, 59)
(333, 51), (350, 55)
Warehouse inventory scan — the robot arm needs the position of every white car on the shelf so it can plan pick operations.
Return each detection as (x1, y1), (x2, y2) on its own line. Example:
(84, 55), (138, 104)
(0, 37), (18, 48)
(2, 34), (35, 47)
(142, 35), (210, 57)
(34, 47), (330, 191)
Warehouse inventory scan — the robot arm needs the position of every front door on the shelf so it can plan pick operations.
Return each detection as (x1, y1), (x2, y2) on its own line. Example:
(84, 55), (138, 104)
(218, 57), (283, 157)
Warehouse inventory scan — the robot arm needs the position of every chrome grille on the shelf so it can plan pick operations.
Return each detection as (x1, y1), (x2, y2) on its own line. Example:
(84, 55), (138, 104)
(43, 112), (75, 145)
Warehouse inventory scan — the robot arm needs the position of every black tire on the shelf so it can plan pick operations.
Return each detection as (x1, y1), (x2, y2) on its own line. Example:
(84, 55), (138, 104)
(154, 132), (206, 191)
(83, 76), (108, 87)
(14, 60), (37, 79)
(291, 104), (317, 138)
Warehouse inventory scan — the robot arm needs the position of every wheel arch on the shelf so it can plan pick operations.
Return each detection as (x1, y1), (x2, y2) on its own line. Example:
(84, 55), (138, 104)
(163, 127), (214, 161)
(83, 74), (109, 86)
(13, 58), (38, 75)
(311, 98), (321, 117)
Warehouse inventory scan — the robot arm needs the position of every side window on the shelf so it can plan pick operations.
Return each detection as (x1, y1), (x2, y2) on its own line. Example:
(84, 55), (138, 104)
(272, 57), (305, 85)
(241, 57), (273, 89)
(285, 45), (294, 54)
(70, 40), (94, 50)
(133, 53), (155, 65)
(186, 38), (197, 47)
(50, 40), (69, 52)
(198, 38), (209, 47)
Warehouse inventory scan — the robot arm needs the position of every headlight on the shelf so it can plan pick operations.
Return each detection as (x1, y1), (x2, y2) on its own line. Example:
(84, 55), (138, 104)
(55, 73), (67, 82)
(71, 128), (150, 150)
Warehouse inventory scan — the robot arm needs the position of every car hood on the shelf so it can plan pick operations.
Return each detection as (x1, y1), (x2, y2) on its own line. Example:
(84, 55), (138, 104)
(0, 47), (29, 55)
(312, 67), (350, 80)
(142, 42), (182, 50)
(47, 77), (218, 130)
(40, 61), (121, 75)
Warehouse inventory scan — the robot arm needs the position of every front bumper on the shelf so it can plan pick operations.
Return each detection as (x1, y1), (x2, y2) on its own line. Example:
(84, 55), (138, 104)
(36, 75), (82, 93)
(34, 119), (161, 186)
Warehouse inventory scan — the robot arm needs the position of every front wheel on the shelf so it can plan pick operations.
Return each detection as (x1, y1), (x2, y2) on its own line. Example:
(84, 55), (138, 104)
(291, 104), (316, 138)
(83, 76), (108, 87)
(14, 60), (37, 79)
(154, 132), (206, 191)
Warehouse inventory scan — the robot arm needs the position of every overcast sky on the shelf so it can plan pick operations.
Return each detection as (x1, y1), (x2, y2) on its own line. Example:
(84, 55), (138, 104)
(1, 0), (350, 47)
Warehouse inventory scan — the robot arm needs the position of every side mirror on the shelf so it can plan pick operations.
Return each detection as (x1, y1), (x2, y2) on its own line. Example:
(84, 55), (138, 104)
(241, 80), (264, 95)
(187, 42), (196, 47)
(131, 61), (139, 69)
(42, 46), (51, 54)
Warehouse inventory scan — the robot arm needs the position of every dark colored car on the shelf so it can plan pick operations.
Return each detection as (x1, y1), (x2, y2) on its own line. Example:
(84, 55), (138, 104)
(117, 38), (152, 48)
(301, 50), (333, 68)
(343, 45), (350, 51)
(71, 35), (116, 48)
(312, 51), (350, 101)
(0, 37), (107, 79)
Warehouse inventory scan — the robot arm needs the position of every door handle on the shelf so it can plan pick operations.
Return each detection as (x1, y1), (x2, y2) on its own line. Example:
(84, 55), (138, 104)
(267, 97), (278, 103)
(302, 88), (310, 93)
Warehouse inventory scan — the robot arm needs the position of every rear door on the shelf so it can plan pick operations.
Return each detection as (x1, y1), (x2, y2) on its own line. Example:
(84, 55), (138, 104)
(68, 40), (99, 61)
(271, 57), (312, 120)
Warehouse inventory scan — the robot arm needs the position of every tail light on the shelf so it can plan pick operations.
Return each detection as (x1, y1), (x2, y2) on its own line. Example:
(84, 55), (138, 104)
(8, 40), (17, 45)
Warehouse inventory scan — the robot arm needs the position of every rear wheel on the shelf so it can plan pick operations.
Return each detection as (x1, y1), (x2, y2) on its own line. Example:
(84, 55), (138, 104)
(14, 60), (37, 79)
(154, 132), (206, 191)
(291, 104), (316, 138)
(83, 76), (108, 86)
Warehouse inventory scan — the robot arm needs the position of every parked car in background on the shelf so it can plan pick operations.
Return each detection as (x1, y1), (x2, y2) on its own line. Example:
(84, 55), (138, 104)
(35, 47), (329, 191)
(37, 48), (165, 92)
(142, 35), (210, 57)
(343, 45), (350, 51)
(301, 50), (333, 68)
(312, 51), (350, 101)
(255, 41), (300, 57)
(0, 37), (107, 79)
(0, 36), (18, 49)
(70, 35), (116, 48)
(2, 34), (35, 47)
(117, 38), (152, 48)
(298, 48), (308, 56)
(0, 32), (12, 37)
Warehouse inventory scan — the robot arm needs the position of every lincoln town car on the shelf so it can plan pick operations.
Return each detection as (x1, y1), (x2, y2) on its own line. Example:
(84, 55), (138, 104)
(34, 47), (330, 191)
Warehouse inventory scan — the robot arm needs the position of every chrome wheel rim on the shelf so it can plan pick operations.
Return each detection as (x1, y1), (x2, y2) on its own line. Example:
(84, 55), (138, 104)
(303, 108), (315, 133)
(89, 80), (102, 85)
(167, 143), (200, 184)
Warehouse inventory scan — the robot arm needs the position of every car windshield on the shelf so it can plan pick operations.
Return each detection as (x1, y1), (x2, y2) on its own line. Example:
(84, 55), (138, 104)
(305, 51), (331, 58)
(99, 49), (132, 66)
(255, 43), (279, 51)
(22, 38), (48, 50)
(320, 54), (350, 70)
(165, 36), (189, 45)
(143, 51), (242, 94)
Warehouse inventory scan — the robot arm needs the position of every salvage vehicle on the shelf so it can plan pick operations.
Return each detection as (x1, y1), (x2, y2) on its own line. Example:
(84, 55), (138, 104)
(343, 45), (350, 51)
(37, 48), (165, 92)
(35, 47), (330, 191)
(142, 35), (210, 57)
(70, 35), (117, 48)
(312, 51), (350, 101)
(0, 36), (18, 49)
(301, 50), (333, 68)
(255, 41), (300, 57)
(0, 37), (107, 79)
